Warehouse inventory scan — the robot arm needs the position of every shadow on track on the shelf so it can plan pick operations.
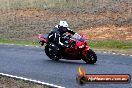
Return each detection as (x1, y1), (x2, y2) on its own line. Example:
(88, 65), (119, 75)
(44, 59), (97, 66)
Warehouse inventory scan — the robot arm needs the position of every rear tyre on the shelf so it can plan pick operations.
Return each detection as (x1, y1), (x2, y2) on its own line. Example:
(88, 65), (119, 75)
(45, 45), (50, 58)
(82, 49), (97, 64)
(45, 45), (61, 61)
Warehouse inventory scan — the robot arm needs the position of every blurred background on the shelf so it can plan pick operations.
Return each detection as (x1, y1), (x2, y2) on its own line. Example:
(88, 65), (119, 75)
(0, 0), (132, 49)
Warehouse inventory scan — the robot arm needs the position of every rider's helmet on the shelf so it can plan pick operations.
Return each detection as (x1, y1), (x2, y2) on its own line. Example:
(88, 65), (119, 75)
(58, 21), (69, 33)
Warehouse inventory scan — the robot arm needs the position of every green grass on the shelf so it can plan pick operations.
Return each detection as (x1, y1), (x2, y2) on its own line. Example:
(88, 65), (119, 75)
(89, 40), (132, 49)
(0, 38), (132, 50)
(0, 38), (39, 46)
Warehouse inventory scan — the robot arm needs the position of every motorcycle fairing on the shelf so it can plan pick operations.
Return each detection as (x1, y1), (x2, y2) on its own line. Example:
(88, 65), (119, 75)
(81, 46), (90, 58)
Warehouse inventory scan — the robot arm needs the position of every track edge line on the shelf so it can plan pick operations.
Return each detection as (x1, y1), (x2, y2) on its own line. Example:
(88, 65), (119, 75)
(0, 73), (65, 88)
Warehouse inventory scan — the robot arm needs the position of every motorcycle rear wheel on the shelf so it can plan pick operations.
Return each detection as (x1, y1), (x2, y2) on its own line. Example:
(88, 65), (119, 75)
(82, 49), (97, 64)
(45, 45), (61, 61)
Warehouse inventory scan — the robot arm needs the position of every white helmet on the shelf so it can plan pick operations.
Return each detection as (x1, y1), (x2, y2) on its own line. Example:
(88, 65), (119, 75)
(59, 21), (69, 28)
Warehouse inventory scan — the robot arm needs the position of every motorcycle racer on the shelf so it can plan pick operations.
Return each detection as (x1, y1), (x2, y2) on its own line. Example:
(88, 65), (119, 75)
(47, 21), (75, 49)
(38, 21), (97, 63)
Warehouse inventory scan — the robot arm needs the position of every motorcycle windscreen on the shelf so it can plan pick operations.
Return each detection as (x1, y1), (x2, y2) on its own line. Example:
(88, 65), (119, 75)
(72, 33), (84, 42)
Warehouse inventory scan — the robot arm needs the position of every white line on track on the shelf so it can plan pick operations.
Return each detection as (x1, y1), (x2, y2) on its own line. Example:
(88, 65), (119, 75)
(121, 54), (126, 56)
(25, 45), (29, 46)
(112, 53), (116, 55)
(103, 52), (107, 54)
(10, 44), (15, 45)
(0, 73), (65, 88)
(35, 46), (40, 48)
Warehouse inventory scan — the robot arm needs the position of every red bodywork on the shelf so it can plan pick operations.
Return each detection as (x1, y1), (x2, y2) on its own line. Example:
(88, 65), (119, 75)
(63, 34), (90, 60)
(38, 33), (90, 60)
(38, 34), (47, 46)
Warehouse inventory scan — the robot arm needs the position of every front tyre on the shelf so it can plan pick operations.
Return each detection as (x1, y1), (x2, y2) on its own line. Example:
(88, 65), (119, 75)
(82, 49), (97, 64)
(45, 45), (61, 61)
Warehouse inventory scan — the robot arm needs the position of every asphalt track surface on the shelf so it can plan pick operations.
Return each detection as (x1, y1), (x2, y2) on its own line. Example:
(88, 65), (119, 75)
(0, 44), (132, 88)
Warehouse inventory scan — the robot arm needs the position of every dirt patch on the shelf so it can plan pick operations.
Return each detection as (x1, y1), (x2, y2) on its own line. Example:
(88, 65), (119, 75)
(78, 26), (132, 40)
(0, 75), (48, 88)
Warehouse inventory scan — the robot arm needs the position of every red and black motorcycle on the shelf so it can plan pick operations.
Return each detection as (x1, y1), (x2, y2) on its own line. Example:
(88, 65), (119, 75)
(38, 33), (97, 64)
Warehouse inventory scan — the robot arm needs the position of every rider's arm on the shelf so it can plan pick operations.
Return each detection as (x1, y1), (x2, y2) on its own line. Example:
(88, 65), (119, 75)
(67, 28), (75, 35)
(54, 33), (64, 46)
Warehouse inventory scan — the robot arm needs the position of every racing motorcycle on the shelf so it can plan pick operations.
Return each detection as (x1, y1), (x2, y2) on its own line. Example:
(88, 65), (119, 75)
(38, 33), (97, 64)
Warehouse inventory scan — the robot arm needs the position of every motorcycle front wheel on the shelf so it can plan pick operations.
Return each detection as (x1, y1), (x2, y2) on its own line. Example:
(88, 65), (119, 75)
(82, 49), (97, 64)
(45, 45), (61, 61)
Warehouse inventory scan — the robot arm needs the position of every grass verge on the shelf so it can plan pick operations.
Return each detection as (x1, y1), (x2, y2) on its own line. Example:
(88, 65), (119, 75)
(0, 38), (39, 46)
(0, 38), (132, 50)
(89, 40), (132, 49)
